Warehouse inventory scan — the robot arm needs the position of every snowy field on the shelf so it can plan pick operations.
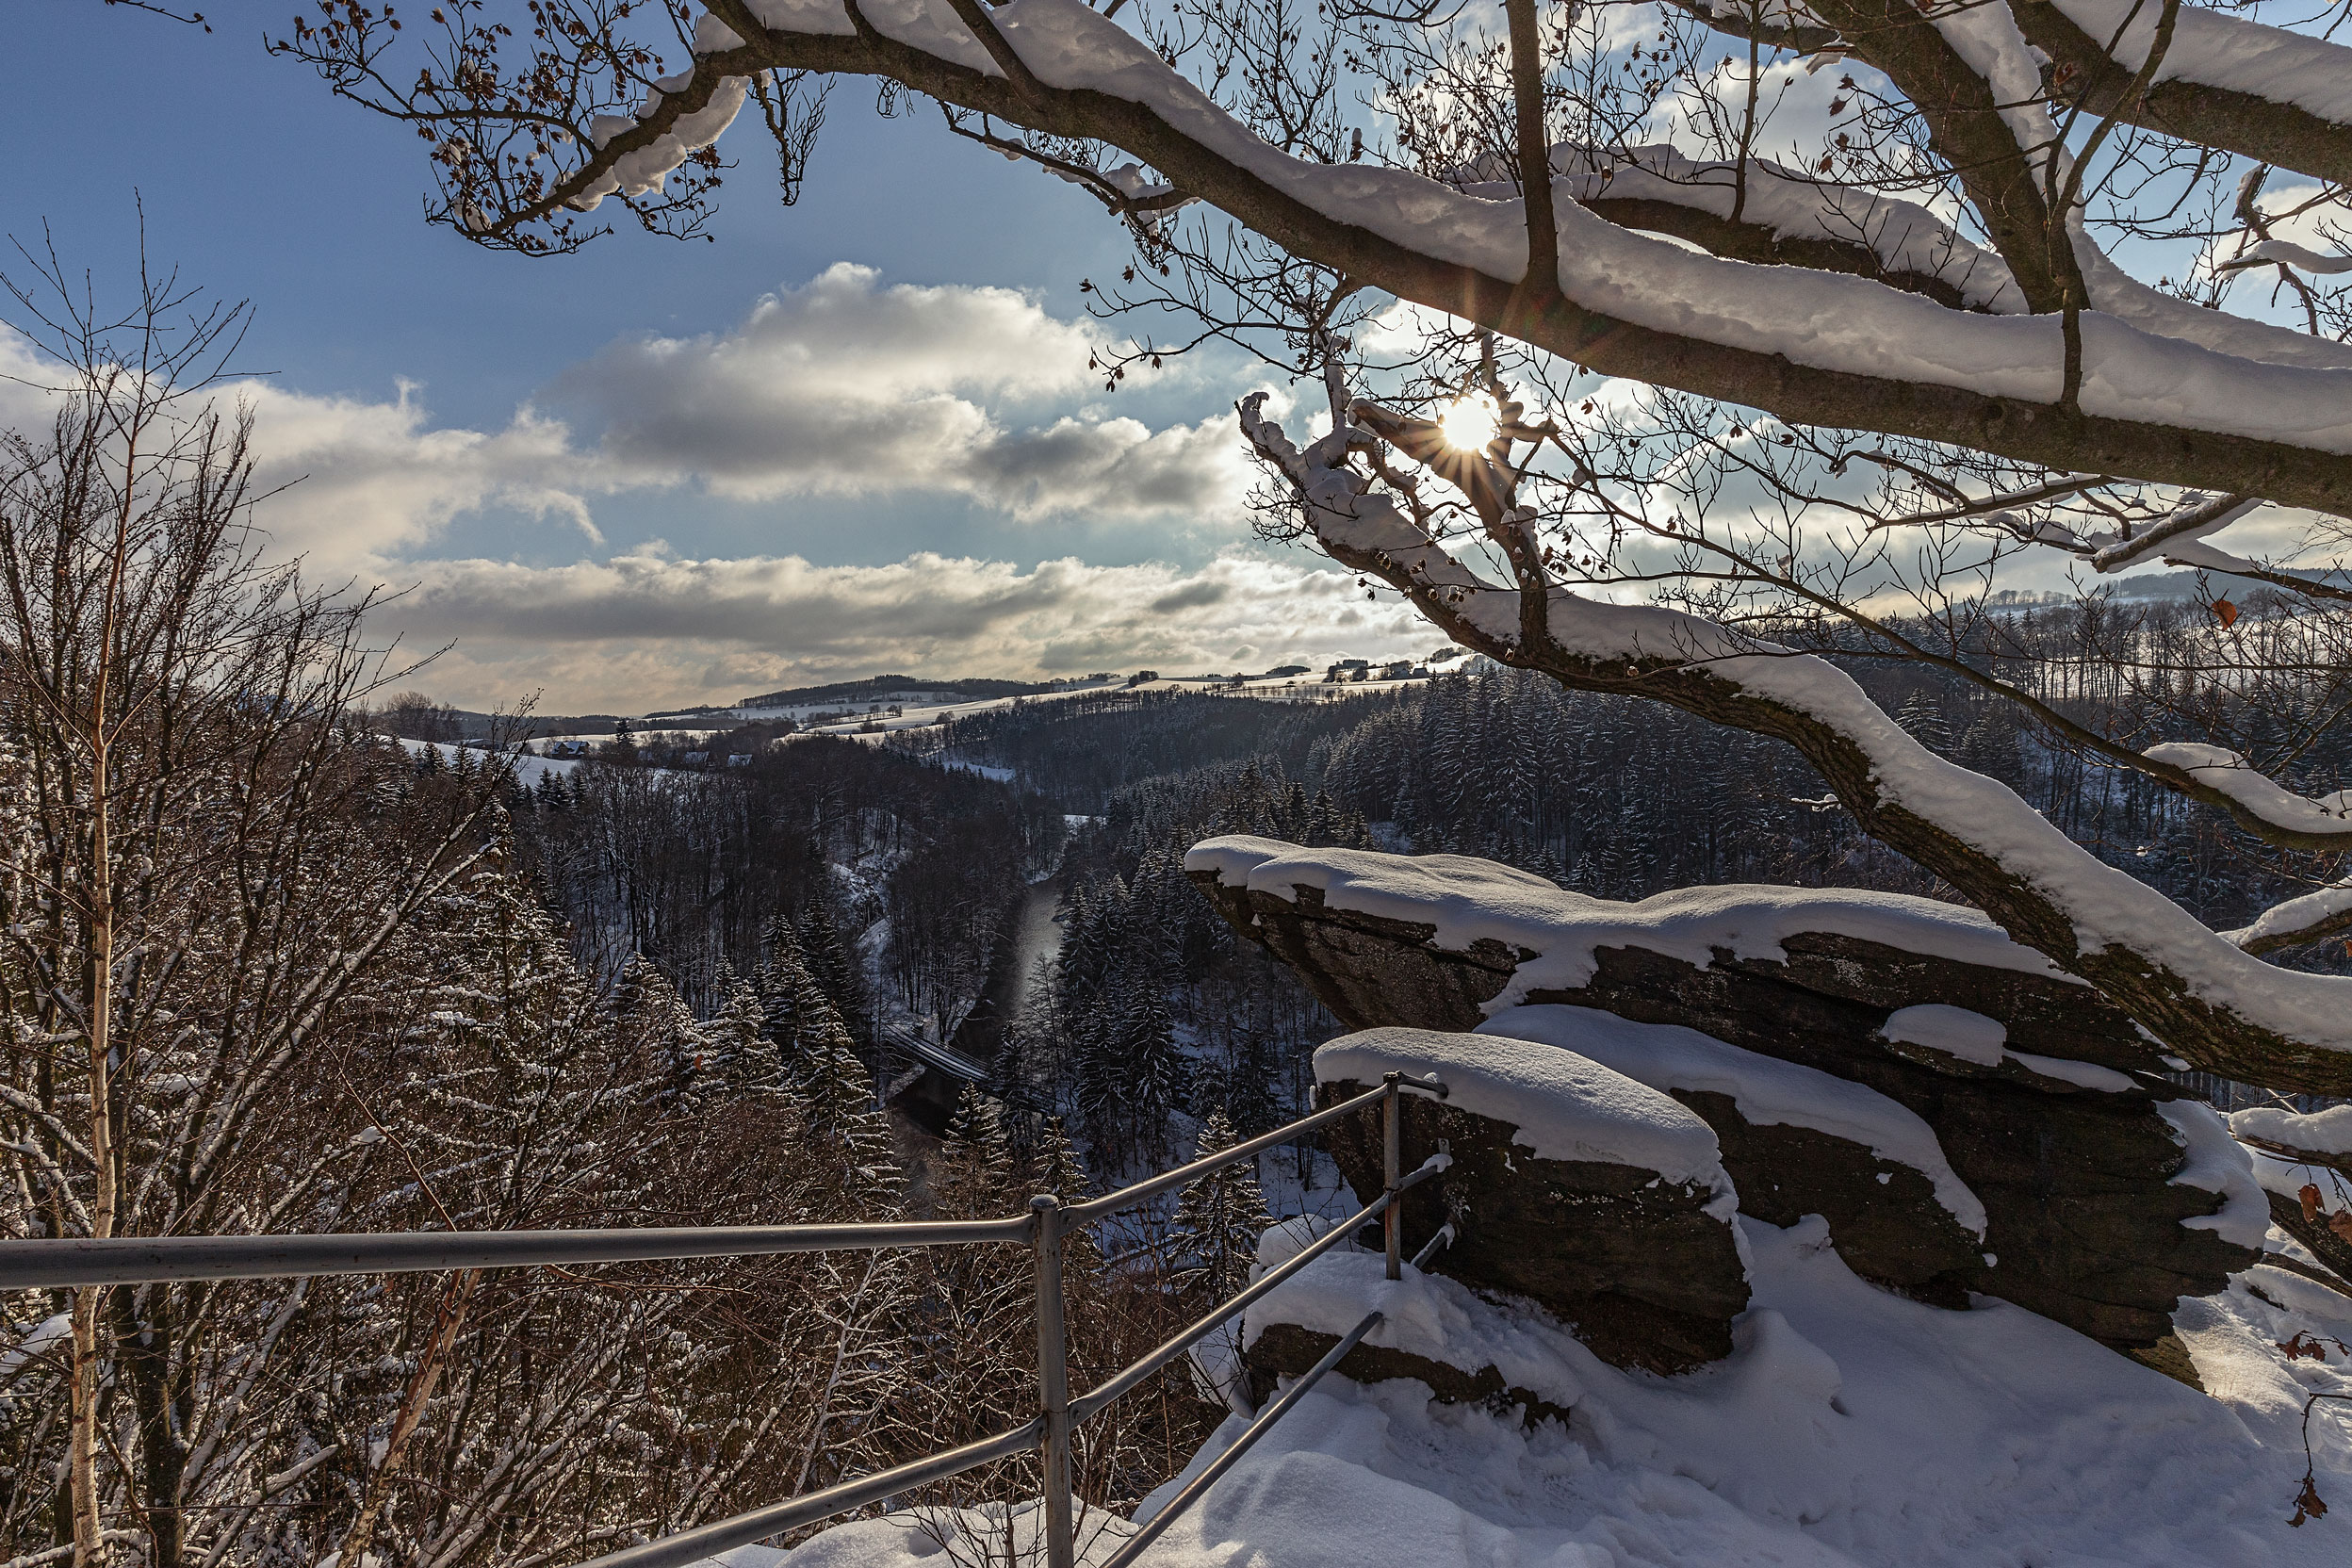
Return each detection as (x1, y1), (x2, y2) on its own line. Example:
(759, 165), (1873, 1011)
(795, 672), (1446, 749)
(397, 738), (581, 786)
(737, 1215), (2352, 1568)
(519, 674), (1442, 761)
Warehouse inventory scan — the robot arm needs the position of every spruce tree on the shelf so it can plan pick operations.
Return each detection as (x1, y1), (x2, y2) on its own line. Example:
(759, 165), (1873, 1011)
(1031, 1116), (1101, 1273)
(1894, 689), (1953, 755)
(1118, 961), (1188, 1163)
(943, 1086), (1012, 1177)
(1171, 1109), (1271, 1304)
(708, 968), (780, 1096)
(797, 896), (871, 1046)
(612, 955), (719, 1103)
(796, 983), (902, 1206)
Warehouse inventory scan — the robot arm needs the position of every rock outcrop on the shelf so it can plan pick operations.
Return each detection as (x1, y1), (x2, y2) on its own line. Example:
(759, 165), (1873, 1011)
(1242, 1321), (1576, 1427)
(1312, 1028), (1751, 1374)
(1189, 838), (2266, 1351)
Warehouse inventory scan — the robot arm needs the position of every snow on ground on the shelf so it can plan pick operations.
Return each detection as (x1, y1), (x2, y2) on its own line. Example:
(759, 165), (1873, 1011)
(760, 1217), (2352, 1568)
(792, 673), (1437, 751)
(396, 738), (580, 787)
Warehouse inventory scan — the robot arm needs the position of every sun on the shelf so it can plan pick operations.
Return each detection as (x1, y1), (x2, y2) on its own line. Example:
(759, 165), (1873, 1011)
(1439, 392), (1501, 451)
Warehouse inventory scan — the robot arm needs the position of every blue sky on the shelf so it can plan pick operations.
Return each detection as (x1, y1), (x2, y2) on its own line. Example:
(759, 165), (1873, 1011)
(4, 4), (1419, 710)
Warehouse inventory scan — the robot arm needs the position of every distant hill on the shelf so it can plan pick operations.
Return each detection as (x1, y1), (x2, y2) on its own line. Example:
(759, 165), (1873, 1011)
(738, 675), (1054, 710)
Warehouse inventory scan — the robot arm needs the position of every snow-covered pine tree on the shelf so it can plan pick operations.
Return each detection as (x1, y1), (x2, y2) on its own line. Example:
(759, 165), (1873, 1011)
(1213, 1032), (1285, 1140)
(796, 896), (871, 1047)
(942, 1086), (1013, 1178)
(1893, 690), (1955, 756)
(614, 954), (722, 1104)
(794, 979), (902, 1207)
(708, 965), (782, 1097)
(1117, 962), (1189, 1165)
(1170, 1110), (1272, 1414)
(1170, 1110), (1272, 1307)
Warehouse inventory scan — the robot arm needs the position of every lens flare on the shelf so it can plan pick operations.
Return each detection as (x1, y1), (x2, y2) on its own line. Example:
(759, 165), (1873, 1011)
(1440, 393), (1501, 451)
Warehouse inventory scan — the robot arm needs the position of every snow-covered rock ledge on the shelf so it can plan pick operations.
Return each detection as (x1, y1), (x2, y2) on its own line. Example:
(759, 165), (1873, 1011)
(1311, 1028), (1750, 1374)
(1183, 836), (2157, 1075)
(1192, 840), (2262, 1351)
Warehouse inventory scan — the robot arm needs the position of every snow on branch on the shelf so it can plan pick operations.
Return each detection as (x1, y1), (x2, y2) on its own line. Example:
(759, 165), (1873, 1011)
(1677, 0), (2352, 184)
(704, 0), (2352, 511)
(2225, 882), (2352, 957)
(2230, 1103), (2352, 1180)
(2140, 743), (2352, 845)
(2083, 491), (2262, 573)
(1239, 384), (2352, 1094)
(295, 0), (2352, 510)
(2044, 0), (2352, 139)
(2217, 238), (2352, 279)
(1470, 143), (2352, 373)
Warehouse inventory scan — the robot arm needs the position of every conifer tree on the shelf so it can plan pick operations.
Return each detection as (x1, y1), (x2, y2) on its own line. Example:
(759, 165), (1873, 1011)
(943, 1086), (1013, 1177)
(1118, 961), (1189, 1162)
(613, 955), (719, 1103)
(1894, 689), (1954, 756)
(1031, 1117), (1101, 1274)
(1171, 1110), (1271, 1414)
(708, 967), (780, 1096)
(1170, 1110), (1271, 1307)
(797, 896), (871, 1046)
(795, 983), (902, 1206)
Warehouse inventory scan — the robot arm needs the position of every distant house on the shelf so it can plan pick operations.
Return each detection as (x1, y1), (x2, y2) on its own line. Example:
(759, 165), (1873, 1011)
(681, 751), (710, 766)
(1325, 659), (1370, 683)
(544, 740), (591, 758)
(727, 753), (753, 767)
(1379, 661), (1414, 680)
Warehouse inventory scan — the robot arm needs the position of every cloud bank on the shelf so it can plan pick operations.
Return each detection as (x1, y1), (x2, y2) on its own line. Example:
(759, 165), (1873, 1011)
(1, 266), (1330, 709)
(4, 265), (1256, 574)
(384, 549), (1430, 712)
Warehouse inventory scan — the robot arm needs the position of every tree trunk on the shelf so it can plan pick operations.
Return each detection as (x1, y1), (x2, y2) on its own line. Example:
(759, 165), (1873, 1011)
(336, 1269), (482, 1568)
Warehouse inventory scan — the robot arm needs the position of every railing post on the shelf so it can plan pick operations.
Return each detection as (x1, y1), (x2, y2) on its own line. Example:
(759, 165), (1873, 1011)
(1031, 1194), (1075, 1568)
(1381, 1073), (1402, 1282)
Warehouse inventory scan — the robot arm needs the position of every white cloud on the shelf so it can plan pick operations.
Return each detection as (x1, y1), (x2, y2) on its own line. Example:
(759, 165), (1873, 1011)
(0, 265), (1255, 576)
(0, 269), (1385, 712)
(542, 262), (1253, 514)
(376, 548), (1430, 711)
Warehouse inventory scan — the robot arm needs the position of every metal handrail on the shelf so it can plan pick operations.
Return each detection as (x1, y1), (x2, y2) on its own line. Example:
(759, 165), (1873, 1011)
(1067, 1072), (1448, 1224)
(1068, 1155), (1445, 1426)
(0, 1217), (1035, 1291)
(10, 1072), (1452, 1568)
(578, 1417), (1045, 1568)
(1099, 1310), (1385, 1568)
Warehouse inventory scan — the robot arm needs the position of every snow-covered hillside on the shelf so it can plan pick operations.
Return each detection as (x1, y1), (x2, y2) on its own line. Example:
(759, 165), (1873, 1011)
(398, 737), (580, 785)
(792, 672), (1445, 748)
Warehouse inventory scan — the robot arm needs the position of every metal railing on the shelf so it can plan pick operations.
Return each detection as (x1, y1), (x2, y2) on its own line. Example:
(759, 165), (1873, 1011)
(2, 1070), (1451, 1568)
